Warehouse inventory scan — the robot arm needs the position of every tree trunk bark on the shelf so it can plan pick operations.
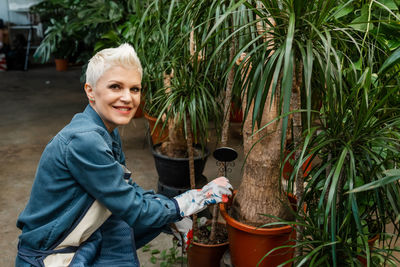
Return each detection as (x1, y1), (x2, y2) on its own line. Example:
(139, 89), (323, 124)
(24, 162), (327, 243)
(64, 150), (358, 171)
(232, 84), (293, 225)
(160, 71), (188, 158)
(231, 16), (292, 226)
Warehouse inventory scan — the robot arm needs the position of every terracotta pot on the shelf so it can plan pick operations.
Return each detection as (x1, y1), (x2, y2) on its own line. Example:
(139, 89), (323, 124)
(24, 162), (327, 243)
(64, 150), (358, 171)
(358, 234), (379, 266)
(55, 58), (68, 71)
(220, 197), (296, 267)
(283, 152), (312, 180)
(187, 224), (229, 267)
(230, 102), (243, 123)
(144, 113), (169, 144)
(133, 100), (144, 118)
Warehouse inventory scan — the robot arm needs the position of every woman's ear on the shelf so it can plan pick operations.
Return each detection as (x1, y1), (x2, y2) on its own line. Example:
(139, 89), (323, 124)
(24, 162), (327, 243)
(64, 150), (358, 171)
(84, 83), (95, 102)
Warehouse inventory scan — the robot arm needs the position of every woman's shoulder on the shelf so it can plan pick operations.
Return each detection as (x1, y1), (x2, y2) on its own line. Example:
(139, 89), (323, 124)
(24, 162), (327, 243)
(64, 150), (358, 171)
(57, 112), (109, 144)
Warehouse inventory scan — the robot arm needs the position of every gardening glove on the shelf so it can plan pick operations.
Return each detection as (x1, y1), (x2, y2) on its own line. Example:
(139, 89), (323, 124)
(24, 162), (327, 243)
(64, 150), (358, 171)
(171, 216), (193, 251)
(174, 177), (233, 217)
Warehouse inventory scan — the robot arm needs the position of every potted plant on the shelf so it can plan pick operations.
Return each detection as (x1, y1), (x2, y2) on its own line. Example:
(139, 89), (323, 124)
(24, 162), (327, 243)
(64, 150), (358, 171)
(32, 15), (78, 71)
(151, 57), (226, 267)
(196, 0), (400, 266)
(144, 1), (238, 265)
(141, 0), (233, 197)
(32, 0), (143, 69)
(284, 51), (400, 266)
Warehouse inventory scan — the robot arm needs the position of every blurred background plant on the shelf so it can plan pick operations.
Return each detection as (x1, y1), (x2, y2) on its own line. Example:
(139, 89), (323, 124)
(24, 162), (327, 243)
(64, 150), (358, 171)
(31, 0), (141, 64)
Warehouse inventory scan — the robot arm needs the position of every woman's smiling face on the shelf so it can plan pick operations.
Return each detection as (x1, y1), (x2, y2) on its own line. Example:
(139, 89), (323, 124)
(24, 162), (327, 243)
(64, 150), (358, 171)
(85, 65), (141, 132)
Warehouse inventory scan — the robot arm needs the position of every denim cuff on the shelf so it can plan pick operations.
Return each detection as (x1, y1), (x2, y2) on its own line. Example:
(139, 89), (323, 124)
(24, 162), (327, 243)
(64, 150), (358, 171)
(170, 198), (182, 220)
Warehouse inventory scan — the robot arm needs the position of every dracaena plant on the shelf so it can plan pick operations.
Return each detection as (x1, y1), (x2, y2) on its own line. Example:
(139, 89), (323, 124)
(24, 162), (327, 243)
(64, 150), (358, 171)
(200, 0), (373, 227)
(281, 51), (400, 265)
(192, 0), (400, 265)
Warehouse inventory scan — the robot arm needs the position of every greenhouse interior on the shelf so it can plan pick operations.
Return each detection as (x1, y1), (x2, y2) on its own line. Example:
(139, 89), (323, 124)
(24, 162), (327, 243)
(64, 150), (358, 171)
(0, 0), (400, 266)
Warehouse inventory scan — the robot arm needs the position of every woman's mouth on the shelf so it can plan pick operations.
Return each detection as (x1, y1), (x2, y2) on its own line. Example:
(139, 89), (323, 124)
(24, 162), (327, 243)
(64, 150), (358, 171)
(113, 106), (133, 114)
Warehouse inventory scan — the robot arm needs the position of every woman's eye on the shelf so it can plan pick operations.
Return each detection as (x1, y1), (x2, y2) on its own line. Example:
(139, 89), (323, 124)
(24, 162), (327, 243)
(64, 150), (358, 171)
(131, 87), (141, 93)
(109, 84), (121, 89)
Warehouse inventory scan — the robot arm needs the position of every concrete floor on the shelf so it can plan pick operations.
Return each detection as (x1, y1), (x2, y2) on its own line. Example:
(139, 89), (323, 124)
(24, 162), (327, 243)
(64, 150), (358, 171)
(0, 65), (244, 266)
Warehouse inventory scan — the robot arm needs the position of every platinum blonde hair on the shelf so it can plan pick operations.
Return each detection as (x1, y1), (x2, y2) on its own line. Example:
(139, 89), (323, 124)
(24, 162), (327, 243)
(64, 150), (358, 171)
(85, 43), (142, 87)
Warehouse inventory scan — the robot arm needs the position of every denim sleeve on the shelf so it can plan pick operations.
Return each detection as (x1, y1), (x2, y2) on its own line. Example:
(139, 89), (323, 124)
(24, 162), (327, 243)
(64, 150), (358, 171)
(66, 131), (181, 228)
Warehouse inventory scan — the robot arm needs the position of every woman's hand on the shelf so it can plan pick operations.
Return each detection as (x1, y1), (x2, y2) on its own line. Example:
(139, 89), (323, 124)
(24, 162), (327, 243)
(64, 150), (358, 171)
(174, 177), (233, 217)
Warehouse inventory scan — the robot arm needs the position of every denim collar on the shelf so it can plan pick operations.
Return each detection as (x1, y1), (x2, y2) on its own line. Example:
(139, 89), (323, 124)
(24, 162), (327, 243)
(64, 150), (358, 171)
(83, 105), (120, 156)
(83, 104), (119, 136)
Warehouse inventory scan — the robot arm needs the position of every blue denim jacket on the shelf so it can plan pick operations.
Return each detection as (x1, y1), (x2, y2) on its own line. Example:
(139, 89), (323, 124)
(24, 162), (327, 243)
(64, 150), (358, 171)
(16, 105), (180, 264)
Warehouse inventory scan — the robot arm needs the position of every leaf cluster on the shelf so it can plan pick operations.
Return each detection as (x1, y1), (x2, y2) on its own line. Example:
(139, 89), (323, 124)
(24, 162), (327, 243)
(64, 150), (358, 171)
(141, 240), (187, 267)
(31, 0), (141, 63)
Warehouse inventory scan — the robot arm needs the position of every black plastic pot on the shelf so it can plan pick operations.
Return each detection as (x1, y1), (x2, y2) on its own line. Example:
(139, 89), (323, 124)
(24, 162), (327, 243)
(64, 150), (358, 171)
(151, 144), (210, 188)
(157, 175), (208, 198)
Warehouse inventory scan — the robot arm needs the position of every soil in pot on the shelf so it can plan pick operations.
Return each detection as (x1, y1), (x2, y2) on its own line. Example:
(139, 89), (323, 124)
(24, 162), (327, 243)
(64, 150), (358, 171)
(155, 143), (202, 158)
(195, 222), (228, 245)
(187, 222), (229, 267)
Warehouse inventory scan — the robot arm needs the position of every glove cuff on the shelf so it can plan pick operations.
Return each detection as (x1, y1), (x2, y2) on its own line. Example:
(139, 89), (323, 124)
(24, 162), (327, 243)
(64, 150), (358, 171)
(174, 190), (204, 217)
(171, 198), (183, 219)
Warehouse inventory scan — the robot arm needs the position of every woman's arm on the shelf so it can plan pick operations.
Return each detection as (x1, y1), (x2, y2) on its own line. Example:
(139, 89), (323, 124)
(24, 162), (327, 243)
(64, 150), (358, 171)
(66, 131), (180, 229)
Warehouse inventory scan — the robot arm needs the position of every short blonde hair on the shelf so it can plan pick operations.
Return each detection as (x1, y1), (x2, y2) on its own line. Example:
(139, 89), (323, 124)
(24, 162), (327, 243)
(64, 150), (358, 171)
(86, 43), (142, 87)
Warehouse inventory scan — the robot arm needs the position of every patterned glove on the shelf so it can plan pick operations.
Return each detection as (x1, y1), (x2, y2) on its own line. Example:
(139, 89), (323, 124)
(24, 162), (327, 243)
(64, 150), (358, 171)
(174, 177), (233, 217)
(171, 216), (193, 251)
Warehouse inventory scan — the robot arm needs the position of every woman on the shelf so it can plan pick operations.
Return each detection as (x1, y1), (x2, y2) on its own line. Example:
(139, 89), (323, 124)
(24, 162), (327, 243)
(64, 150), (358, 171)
(16, 44), (232, 266)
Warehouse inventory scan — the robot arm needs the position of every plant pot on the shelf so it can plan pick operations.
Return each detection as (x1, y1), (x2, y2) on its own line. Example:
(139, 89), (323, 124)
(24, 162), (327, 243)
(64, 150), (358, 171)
(152, 144), (209, 188)
(358, 234), (380, 266)
(230, 102), (243, 123)
(144, 113), (169, 144)
(134, 100), (144, 118)
(187, 223), (229, 267)
(157, 175), (208, 198)
(55, 58), (68, 71)
(219, 196), (296, 267)
(283, 151), (312, 180)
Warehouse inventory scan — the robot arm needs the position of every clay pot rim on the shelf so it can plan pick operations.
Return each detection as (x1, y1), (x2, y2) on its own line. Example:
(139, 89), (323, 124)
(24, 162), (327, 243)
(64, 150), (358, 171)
(143, 112), (157, 121)
(219, 201), (294, 236)
(191, 240), (230, 248)
(368, 234), (379, 245)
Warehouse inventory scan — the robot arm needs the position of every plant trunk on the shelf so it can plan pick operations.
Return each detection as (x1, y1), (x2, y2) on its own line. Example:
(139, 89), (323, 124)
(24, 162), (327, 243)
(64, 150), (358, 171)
(231, 17), (292, 226)
(186, 114), (198, 234)
(209, 26), (236, 241)
(232, 84), (293, 225)
(160, 71), (188, 158)
(291, 61), (304, 257)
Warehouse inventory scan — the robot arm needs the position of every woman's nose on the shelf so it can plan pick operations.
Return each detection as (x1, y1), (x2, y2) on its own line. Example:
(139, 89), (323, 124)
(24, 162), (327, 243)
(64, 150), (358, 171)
(120, 89), (131, 102)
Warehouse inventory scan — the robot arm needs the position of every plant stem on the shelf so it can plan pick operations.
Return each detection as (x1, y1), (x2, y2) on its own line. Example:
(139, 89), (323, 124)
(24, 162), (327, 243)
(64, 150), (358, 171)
(209, 14), (237, 242)
(292, 61), (304, 258)
(186, 114), (198, 235)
